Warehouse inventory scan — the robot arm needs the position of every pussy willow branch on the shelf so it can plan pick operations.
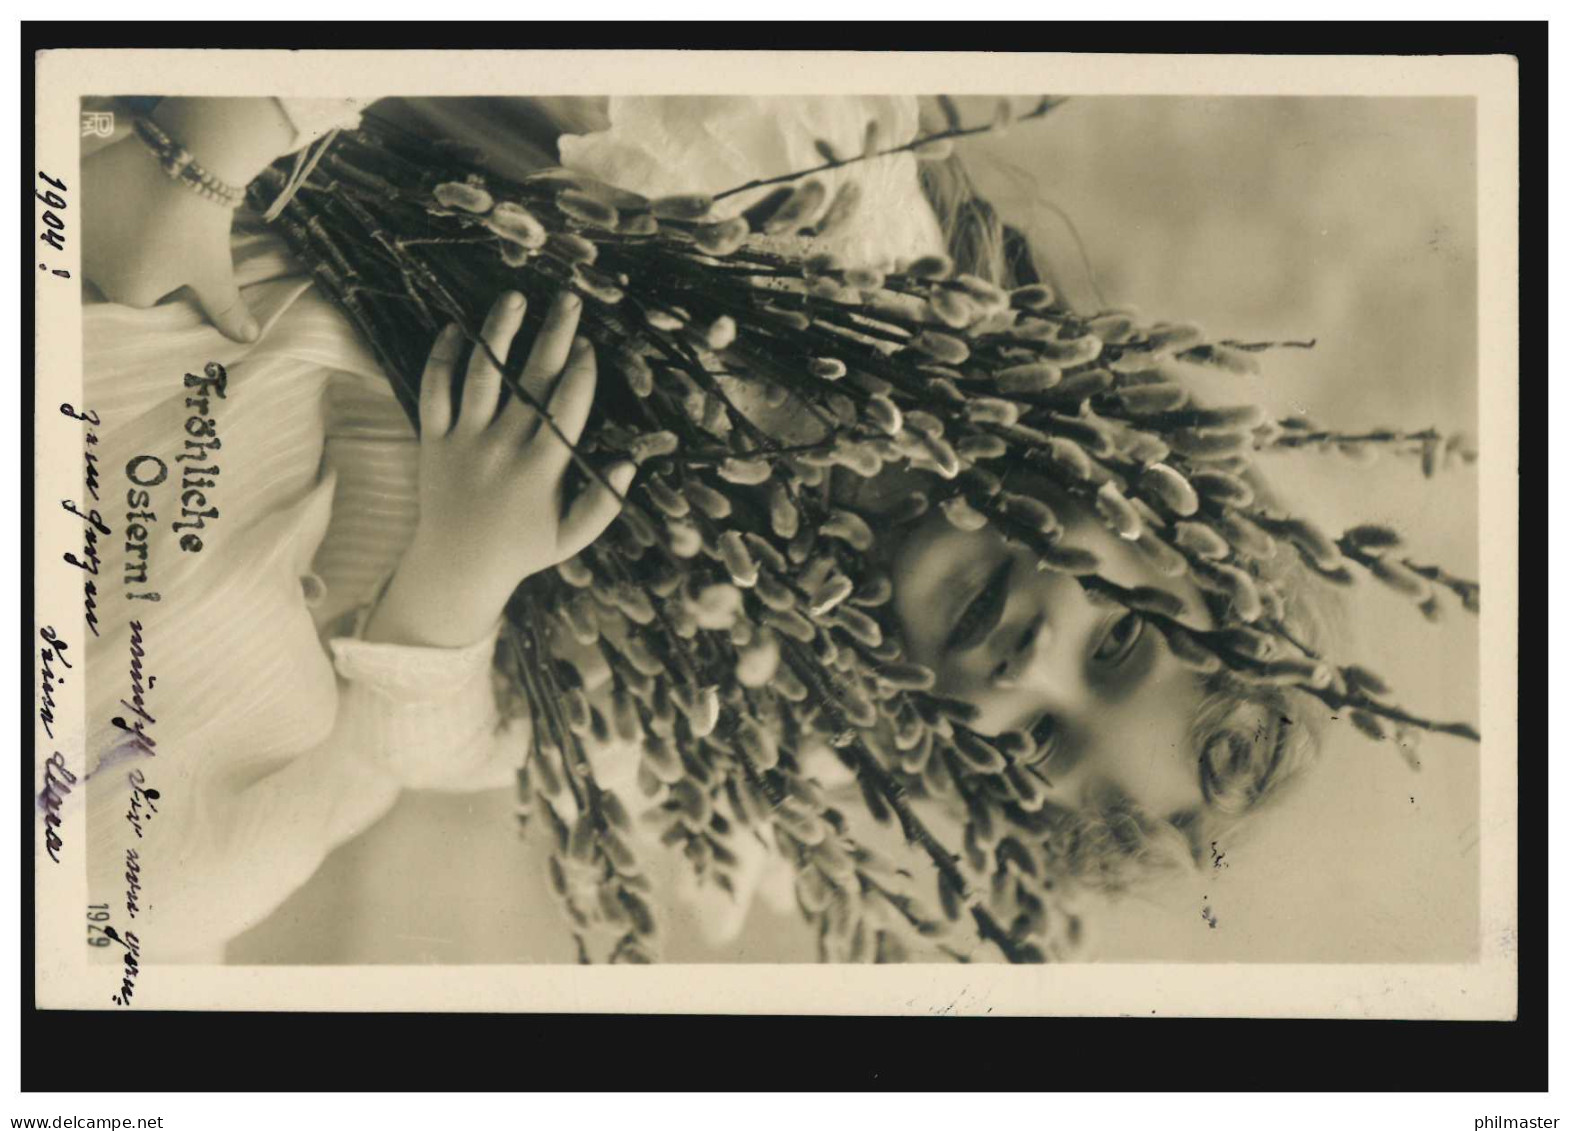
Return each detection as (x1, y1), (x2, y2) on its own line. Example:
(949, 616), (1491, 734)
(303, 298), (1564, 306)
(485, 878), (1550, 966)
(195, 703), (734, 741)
(1071, 574), (1480, 742)
(709, 97), (1068, 203)
(778, 640), (1041, 964)
(1269, 426), (1445, 448)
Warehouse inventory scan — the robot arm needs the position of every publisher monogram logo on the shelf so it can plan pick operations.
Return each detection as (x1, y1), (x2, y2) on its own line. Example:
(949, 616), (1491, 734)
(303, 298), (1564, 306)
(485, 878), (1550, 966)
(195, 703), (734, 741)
(80, 110), (115, 139)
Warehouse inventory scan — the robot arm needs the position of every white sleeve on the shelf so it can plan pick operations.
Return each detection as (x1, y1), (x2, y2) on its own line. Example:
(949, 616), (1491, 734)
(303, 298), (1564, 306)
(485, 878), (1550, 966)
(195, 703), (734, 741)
(95, 616), (525, 958)
(274, 97), (375, 152)
(327, 609), (525, 794)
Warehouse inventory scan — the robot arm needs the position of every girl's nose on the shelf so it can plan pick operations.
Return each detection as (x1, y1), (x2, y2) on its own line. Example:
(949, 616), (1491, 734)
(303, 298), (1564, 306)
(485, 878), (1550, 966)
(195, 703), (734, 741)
(992, 612), (1051, 689)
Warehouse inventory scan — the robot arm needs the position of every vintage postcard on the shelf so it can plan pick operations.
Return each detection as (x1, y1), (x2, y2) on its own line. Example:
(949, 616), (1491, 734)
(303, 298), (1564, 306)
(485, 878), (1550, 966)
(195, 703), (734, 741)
(31, 48), (1518, 1018)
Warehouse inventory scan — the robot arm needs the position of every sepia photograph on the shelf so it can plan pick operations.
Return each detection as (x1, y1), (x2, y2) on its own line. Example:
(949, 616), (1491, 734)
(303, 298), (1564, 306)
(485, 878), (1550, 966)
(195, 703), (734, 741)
(30, 46), (1519, 1029)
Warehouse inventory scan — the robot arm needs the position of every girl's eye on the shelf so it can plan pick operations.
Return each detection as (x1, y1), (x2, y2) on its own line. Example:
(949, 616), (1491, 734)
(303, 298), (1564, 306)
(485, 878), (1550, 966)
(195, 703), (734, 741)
(1029, 713), (1057, 753)
(1093, 612), (1145, 666)
(945, 557), (1014, 655)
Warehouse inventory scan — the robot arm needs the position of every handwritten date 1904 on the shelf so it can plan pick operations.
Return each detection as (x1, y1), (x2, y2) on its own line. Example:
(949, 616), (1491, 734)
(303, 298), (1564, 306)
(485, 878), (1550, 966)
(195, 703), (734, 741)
(37, 170), (70, 278)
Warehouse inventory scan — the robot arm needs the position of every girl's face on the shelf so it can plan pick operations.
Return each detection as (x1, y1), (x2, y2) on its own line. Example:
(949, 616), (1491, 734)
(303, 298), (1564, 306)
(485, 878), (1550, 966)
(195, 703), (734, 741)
(889, 493), (1250, 823)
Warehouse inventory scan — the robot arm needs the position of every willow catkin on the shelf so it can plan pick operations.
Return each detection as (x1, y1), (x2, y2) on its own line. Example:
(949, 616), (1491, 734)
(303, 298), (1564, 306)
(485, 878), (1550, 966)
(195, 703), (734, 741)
(1039, 334), (1103, 366)
(683, 480), (732, 519)
(544, 232), (599, 266)
(1054, 368), (1115, 401)
(1089, 314), (1137, 343)
(1010, 283), (1055, 311)
(485, 201), (548, 248)
(1126, 530), (1185, 578)
(1095, 482), (1143, 540)
(717, 532), (758, 588)
(833, 439), (888, 480)
(433, 181), (494, 213)
(557, 189), (619, 229)
(953, 273), (1010, 313)
(911, 331), (971, 365)
(628, 430), (679, 463)
(1140, 463), (1200, 516)
(1211, 626), (1277, 662)
(717, 457), (771, 486)
(940, 496), (989, 532)
(650, 193), (714, 220)
(559, 593), (600, 645)
(1168, 427), (1250, 460)
(1343, 523), (1404, 556)
(1217, 512), (1276, 559)
(1189, 469), (1255, 508)
(705, 316), (738, 351)
(1043, 437), (1096, 481)
(930, 289), (978, 329)
(556, 556), (594, 588)
(996, 362), (1062, 393)
(1278, 517), (1344, 572)
(1205, 563), (1264, 622)
(952, 729), (1008, 774)
(693, 216), (750, 257)
(959, 404), (1015, 435)
(815, 181), (864, 239)
(1174, 521), (1232, 560)
(821, 510), (875, 551)
(954, 434), (1007, 461)
(1370, 558), (1431, 601)
(1163, 626), (1224, 673)
(1121, 585), (1187, 619)
(998, 493), (1059, 535)
(764, 179), (828, 234)
(1035, 542), (1102, 575)
(766, 482), (801, 540)
(1342, 664), (1391, 697)
(1349, 710), (1388, 742)
(1116, 382), (1189, 415)
(642, 476), (689, 518)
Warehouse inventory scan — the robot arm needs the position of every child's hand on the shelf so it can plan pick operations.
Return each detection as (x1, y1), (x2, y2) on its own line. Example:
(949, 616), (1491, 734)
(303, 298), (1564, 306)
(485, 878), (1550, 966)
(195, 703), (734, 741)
(363, 291), (635, 649)
(81, 98), (301, 342)
(81, 135), (260, 342)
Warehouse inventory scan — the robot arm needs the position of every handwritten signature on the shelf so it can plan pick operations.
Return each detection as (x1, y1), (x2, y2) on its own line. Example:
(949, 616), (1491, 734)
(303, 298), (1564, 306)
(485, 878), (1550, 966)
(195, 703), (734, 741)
(37, 752), (77, 864)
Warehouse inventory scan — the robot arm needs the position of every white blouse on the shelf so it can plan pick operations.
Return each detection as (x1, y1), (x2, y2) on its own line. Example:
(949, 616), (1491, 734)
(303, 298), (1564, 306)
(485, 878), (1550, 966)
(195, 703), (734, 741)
(83, 224), (522, 960)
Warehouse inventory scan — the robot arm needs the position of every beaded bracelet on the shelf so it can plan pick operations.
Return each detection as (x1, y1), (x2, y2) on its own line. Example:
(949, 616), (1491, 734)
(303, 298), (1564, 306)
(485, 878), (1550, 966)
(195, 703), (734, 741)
(132, 116), (247, 210)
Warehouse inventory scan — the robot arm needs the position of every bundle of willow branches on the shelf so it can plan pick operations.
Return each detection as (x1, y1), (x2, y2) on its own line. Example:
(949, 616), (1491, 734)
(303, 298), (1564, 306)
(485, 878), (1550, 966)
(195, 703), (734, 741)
(250, 98), (1479, 965)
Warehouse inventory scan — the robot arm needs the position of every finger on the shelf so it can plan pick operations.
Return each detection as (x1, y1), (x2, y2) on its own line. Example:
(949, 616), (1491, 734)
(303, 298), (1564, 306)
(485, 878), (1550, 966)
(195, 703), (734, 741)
(519, 291), (583, 408)
(419, 323), (464, 437)
(497, 291), (582, 441)
(457, 291), (526, 432)
(558, 461), (637, 561)
(191, 274), (260, 343)
(527, 337), (597, 472)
